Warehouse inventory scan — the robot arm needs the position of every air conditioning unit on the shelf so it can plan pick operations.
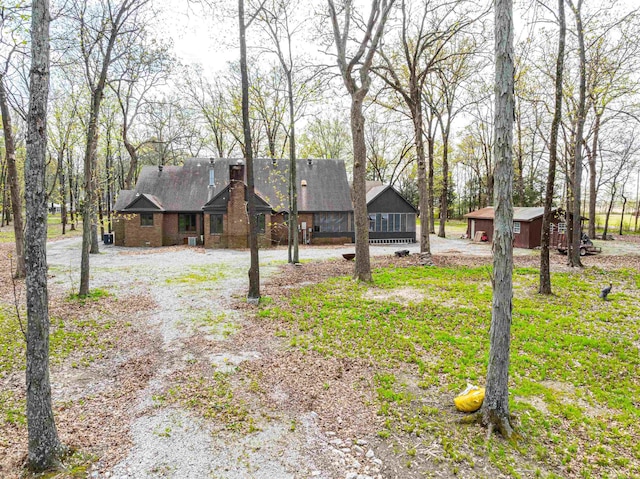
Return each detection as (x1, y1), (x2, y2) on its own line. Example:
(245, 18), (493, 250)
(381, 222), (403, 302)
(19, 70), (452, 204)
(188, 237), (197, 246)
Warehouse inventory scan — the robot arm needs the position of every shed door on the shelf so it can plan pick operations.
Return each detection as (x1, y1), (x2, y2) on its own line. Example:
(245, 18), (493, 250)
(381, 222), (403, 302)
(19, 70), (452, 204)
(471, 220), (476, 238)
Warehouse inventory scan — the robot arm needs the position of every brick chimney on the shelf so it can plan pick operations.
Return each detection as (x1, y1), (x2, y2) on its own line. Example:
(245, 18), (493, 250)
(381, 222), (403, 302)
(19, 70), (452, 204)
(230, 159), (245, 182)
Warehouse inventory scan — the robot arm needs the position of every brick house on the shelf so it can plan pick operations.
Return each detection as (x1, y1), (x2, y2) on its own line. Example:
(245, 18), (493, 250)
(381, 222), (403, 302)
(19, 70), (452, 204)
(113, 157), (354, 248)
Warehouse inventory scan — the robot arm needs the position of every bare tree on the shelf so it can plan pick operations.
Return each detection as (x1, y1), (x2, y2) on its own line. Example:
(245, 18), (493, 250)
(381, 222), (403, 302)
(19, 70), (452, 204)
(327, 0), (395, 282)
(0, 4), (28, 278)
(539, 0), (566, 295)
(24, 0), (65, 470)
(258, 0), (319, 264)
(567, 0), (586, 267)
(239, 0), (267, 301)
(481, 0), (515, 438)
(109, 31), (171, 189)
(71, 0), (151, 296)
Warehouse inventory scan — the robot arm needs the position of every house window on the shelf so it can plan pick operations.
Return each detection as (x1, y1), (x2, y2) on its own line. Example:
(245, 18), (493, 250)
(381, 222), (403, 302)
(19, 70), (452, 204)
(179, 214), (197, 232)
(210, 214), (223, 234)
(257, 213), (266, 234)
(558, 222), (567, 234)
(140, 213), (154, 226)
(514, 221), (521, 234)
(368, 213), (415, 232)
(316, 212), (350, 232)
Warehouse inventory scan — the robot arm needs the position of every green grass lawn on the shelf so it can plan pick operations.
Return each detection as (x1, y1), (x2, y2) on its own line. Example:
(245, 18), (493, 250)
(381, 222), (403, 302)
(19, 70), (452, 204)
(0, 214), (82, 243)
(594, 213), (640, 236)
(259, 264), (640, 478)
(0, 299), (114, 428)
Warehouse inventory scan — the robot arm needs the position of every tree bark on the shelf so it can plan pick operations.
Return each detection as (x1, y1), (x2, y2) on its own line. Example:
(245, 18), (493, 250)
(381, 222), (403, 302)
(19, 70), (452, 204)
(482, 0), (515, 438)
(515, 100), (525, 206)
(619, 193), (627, 235)
(25, 0), (65, 470)
(569, 0), (585, 268)
(438, 129), (450, 238)
(123, 132), (138, 190)
(427, 118), (436, 234)
(539, 0), (565, 295)
(413, 101), (430, 254)
(79, 0), (135, 295)
(327, 0), (394, 282)
(587, 112), (600, 239)
(0, 75), (26, 278)
(239, 0), (260, 301)
(351, 90), (372, 282)
(1, 159), (8, 227)
(286, 68), (299, 264)
(603, 183), (615, 239)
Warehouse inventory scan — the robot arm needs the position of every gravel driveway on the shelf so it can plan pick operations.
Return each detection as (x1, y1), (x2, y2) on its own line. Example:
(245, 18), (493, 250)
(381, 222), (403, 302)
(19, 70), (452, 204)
(43, 235), (525, 479)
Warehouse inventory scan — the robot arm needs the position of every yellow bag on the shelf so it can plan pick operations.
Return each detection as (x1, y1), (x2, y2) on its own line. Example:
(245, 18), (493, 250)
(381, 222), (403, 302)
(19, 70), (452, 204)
(454, 384), (485, 412)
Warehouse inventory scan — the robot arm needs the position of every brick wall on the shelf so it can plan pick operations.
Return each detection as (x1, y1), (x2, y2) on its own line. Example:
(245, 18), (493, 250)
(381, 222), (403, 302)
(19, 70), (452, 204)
(227, 181), (249, 248)
(113, 215), (125, 246)
(162, 213), (203, 246)
(204, 202), (272, 249)
(123, 212), (163, 247)
(204, 212), (228, 248)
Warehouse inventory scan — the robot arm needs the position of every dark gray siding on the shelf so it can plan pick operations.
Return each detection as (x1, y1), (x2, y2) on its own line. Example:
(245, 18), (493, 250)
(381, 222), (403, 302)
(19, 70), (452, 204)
(367, 188), (416, 214)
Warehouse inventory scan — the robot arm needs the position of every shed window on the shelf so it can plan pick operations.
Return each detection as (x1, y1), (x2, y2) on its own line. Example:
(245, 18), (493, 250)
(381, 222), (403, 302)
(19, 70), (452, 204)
(514, 221), (521, 234)
(210, 214), (223, 234)
(140, 213), (154, 226)
(179, 214), (197, 232)
(558, 222), (567, 234)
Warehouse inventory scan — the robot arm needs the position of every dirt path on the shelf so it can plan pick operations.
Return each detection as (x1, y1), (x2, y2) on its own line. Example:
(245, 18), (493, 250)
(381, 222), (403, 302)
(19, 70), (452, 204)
(46, 238), (420, 479)
(40, 235), (639, 479)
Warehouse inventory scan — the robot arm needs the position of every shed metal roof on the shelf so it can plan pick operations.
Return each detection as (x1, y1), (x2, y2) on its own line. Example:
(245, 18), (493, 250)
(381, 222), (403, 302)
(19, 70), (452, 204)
(464, 206), (551, 222)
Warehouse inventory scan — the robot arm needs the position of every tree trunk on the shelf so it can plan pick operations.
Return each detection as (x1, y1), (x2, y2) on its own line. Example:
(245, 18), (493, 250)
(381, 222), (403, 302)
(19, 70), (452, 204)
(427, 121), (436, 234)
(603, 184), (615, 239)
(351, 90), (372, 282)
(515, 100), (525, 206)
(239, 0), (260, 301)
(80, 103), (99, 295)
(438, 130), (449, 238)
(587, 112), (600, 238)
(619, 193), (627, 235)
(25, 0), (65, 470)
(0, 75), (26, 278)
(60, 168), (66, 235)
(482, 0), (515, 438)
(1, 159), (7, 227)
(90, 155), (100, 254)
(123, 133), (138, 190)
(286, 68), (299, 264)
(412, 100), (431, 254)
(67, 152), (75, 231)
(539, 0), (565, 295)
(569, 0), (585, 268)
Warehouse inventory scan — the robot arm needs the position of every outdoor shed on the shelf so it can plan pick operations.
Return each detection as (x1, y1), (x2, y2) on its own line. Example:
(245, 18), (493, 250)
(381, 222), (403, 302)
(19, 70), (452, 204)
(463, 206), (559, 249)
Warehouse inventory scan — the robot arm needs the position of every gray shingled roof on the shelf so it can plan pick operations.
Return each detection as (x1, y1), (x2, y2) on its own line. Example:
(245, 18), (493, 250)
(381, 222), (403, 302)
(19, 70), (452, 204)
(113, 190), (136, 211)
(365, 184), (388, 204)
(116, 158), (352, 213)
